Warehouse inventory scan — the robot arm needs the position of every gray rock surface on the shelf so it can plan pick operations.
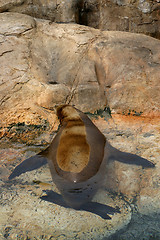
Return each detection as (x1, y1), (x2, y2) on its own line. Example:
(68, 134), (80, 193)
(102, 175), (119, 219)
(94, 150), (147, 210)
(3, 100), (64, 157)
(0, 0), (77, 23)
(0, 0), (160, 39)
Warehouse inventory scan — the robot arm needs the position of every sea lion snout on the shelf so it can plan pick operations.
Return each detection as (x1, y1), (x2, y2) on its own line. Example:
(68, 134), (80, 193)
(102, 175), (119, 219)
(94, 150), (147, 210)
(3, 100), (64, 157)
(56, 105), (81, 123)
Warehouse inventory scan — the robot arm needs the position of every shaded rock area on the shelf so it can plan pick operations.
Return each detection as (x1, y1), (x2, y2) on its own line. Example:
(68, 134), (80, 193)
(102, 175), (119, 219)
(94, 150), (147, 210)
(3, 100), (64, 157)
(0, 0), (160, 39)
(0, 12), (160, 143)
(0, 114), (159, 239)
(91, 0), (160, 39)
(0, 0), (76, 23)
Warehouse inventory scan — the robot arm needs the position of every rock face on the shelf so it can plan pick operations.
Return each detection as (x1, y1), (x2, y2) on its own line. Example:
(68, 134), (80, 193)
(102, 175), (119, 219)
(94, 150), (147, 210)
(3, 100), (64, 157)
(0, 0), (160, 39)
(89, 0), (160, 39)
(0, 0), (78, 23)
(0, 12), (160, 135)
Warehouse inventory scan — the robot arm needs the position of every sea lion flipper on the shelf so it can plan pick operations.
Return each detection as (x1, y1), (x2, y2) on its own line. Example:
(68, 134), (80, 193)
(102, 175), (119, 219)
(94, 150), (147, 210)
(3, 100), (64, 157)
(109, 146), (155, 168)
(8, 149), (49, 180)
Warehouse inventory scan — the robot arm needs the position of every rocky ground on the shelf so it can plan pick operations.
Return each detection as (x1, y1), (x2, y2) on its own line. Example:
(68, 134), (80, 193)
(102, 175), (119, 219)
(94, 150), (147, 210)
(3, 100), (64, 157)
(0, 113), (159, 240)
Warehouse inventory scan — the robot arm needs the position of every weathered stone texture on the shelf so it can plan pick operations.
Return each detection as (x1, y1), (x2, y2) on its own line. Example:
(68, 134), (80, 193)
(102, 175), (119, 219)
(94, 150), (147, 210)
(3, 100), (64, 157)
(0, 0), (160, 38)
(0, 13), (160, 131)
(0, 114), (159, 239)
(0, 10), (160, 240)
(95, 0), (160, 39)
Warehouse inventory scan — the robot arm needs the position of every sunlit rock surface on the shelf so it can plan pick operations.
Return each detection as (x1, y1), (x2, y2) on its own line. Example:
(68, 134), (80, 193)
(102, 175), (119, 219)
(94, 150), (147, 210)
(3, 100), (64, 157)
(0, 13), (160, 136)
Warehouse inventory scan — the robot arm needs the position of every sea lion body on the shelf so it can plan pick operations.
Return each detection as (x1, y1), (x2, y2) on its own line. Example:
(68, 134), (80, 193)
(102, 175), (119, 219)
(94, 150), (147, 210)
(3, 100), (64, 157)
(48, 158), (106, 209)
(9, 105), (155, 214)
(46, 105), (107, 208)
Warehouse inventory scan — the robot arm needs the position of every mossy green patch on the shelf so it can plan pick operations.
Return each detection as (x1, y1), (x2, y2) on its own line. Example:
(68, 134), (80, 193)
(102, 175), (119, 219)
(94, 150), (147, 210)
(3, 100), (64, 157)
(85, 106), (112, 120)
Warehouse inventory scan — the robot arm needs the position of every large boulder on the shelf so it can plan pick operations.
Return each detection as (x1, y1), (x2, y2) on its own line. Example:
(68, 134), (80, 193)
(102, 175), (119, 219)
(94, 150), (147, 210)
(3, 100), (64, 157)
(0, 0), (77, 22)
(0, 0), (160, 39)
(0, 12), (160, 132)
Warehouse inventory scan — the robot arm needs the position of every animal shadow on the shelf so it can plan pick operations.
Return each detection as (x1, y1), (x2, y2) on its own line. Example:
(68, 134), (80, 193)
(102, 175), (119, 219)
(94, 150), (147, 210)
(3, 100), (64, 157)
(40, 190), (120, 220)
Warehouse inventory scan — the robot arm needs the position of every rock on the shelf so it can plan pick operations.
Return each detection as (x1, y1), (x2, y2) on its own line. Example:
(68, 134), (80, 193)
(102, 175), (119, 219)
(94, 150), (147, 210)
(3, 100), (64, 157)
(0, 183), (131, 239)
(0, 114), (159, 239)
(94, 114), (159, 197)
(0, 0), (160, 39)
(88, 0), (160, 39)
(0, 0), (77, 23)
(137, 147), (160, 216)
(94, 114), (160, 239)
(0, 7), (159, 240)
(0, 141), (131, 240)
(0, 12), (160, 140)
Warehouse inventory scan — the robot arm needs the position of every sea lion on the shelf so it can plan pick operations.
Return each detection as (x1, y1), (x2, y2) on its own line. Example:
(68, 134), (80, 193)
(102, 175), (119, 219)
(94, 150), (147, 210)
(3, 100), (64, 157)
(9, 105), (155, 216)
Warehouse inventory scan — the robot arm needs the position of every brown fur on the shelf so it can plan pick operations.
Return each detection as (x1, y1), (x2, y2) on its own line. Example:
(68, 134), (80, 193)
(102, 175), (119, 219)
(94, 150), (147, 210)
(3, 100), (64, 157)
(56, 107), (90, 173)
(57, 105), (81, 123)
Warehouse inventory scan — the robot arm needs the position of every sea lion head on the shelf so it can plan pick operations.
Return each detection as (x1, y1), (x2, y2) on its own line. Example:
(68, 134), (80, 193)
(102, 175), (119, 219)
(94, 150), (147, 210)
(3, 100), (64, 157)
(56, 105), (80, 124)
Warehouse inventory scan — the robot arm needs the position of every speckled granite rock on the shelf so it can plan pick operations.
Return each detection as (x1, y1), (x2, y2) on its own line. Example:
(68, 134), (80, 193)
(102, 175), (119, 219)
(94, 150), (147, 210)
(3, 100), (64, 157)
(0, 184), (131, 239)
